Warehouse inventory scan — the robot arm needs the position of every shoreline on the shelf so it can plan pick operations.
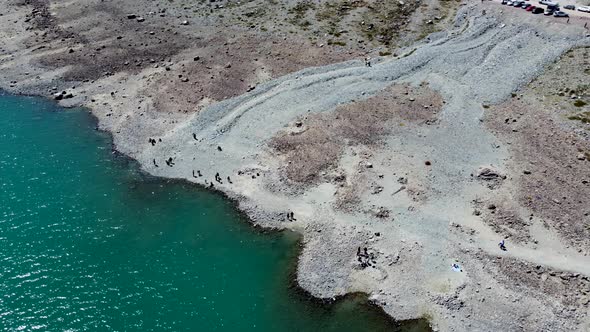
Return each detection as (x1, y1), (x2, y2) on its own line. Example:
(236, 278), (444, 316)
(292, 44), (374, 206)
(0, 91), (424, 329)
(3, 89), (425, 329)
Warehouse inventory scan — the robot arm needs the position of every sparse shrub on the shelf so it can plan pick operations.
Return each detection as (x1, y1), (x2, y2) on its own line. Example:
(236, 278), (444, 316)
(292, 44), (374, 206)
(327, 40), (346, 46)
(568, 111), (590, 124)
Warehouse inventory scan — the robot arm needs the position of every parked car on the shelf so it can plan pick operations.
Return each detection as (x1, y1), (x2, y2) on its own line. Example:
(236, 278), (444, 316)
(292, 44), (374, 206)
(532, 7), (545, 13)
(539, 0), (559, 5)
(545, 4), (560, 14)
(522, 3), (532, 9)
(563, 4), (575, 10)
(578, 6), (590, 12)
(553, 10), (569, 17)
(526, 5), (536, 11)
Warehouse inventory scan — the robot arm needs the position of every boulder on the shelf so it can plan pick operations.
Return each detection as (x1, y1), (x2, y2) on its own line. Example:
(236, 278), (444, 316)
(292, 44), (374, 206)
(476, 166), (505, 181)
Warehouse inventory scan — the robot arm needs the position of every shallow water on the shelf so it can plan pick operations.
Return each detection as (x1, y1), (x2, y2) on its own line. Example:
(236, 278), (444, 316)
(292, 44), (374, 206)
(0, 92), (430, 331)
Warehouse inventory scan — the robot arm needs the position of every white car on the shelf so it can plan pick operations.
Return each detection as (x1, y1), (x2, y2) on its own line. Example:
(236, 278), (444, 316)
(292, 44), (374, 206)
(578, 6), (590, 12)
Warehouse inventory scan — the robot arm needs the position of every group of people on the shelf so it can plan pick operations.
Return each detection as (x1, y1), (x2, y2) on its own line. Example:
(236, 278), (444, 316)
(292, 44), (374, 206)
(213, 172), (232, 184)
(165, 157), (175, 167)
(356, 247), (376, 269)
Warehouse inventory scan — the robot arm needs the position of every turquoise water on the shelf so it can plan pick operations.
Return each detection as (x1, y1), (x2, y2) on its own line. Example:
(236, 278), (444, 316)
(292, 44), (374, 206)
(0, 92), (430, 331)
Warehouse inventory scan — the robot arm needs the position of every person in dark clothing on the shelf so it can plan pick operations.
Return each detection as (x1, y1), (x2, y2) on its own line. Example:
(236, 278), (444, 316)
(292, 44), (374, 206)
(499, 239), (507, 251)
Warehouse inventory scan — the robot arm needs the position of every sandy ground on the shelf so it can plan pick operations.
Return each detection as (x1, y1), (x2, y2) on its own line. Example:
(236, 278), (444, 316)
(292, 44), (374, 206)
(2, 0), (590, 331)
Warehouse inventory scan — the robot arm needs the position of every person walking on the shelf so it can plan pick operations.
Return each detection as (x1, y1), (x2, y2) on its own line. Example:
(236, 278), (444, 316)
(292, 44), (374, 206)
(498, 239), (507, 251)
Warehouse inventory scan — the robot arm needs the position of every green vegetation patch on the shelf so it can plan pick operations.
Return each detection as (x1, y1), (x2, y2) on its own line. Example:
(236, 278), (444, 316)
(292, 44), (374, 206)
(327, 39), (347, 46)
(315, 0), (362, 36)
(288, 1), (316, 28)
(568, 111), (590, 124)
(358, 0), (419, 45)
